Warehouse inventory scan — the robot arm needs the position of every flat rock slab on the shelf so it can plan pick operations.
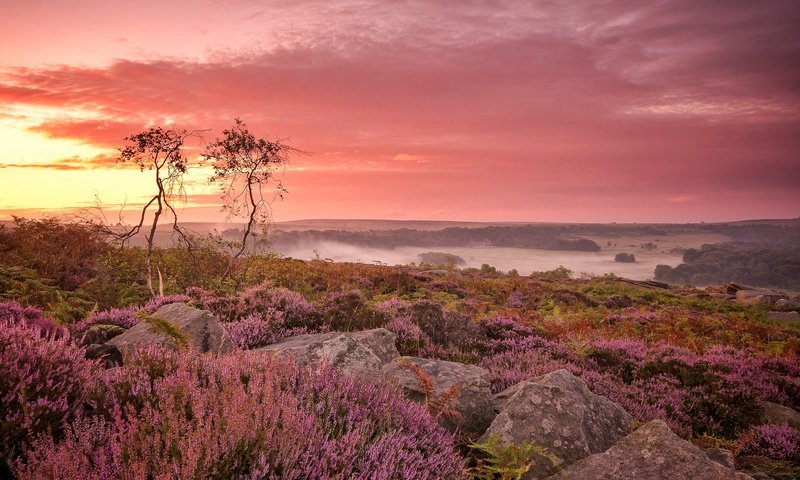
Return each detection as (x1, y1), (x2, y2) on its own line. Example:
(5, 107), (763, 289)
(482, 369), (633, 479)
(108, 303), (235, 358)
(382, 356), (495, 436)
(765, 311), (800, 322)
(545, 420), (736, 480)
(258, 328), (398, 377)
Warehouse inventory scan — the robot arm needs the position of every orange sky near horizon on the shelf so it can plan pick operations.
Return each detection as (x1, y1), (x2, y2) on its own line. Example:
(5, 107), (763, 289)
(1, 0), (798, 224)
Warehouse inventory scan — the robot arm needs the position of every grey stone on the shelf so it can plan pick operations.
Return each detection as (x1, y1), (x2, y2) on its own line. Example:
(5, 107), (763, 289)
(482, 369), (633, 478)
(761, 401), (800, 428)
(546, 420), (736, 480)
(704, 447), (735, 471)
(85, 343), (123, 368)
(765, 311), (800, 322)
(108, 303), (235, 358)
(350, 328), (399, 365)
(382, 356), (495, 436)
(775, 299), (800, 311)
(258, 328), (398, 377)
(79, 324), (126, 346)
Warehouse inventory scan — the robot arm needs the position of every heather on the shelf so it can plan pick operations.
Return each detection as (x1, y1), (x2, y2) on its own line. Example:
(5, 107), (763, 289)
(0, 317), (97, 475)
(10, 336), (465, 479)
(1, 219), (799, 476)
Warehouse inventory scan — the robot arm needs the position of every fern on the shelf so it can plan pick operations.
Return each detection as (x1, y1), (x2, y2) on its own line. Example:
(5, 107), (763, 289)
(466, 434), (558, 480)
(399, 360), (463, 421)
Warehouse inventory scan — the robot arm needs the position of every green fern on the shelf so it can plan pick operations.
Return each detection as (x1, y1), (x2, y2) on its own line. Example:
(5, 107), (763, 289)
(466, 434), (558, 480)
(137, 312), (188, 350)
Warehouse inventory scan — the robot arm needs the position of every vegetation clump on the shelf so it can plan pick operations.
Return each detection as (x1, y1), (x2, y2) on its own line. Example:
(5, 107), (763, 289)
(614, 252), (636, 263)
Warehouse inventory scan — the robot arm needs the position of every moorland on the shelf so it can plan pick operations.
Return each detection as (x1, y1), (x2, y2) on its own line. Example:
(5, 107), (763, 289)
(1, 217), (799, 479)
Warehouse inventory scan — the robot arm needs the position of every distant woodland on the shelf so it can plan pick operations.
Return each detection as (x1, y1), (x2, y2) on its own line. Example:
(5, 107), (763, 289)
(655, 243), (800, 289)
(268, 225), (604, 251)
(259, 222), (800, 250)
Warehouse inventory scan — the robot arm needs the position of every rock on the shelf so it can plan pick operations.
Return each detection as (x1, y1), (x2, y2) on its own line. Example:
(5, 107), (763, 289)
(735, 473), (755, 480)
(704, 447), (735, 471)
(545, 420), (736, 480)
(382, 356), (494, 436)
(350, 329), (399, 364)
(482, 369), (632, 478)
(491, 380), (525, 413)
(108, 303), (235, 358)
(761, 401), (800, 428)
(79, 324), (126, 346)
(709, 293), (736, 301)
(85, 343), (123, 368)
(765, 311), (800, 322)
(775, 299), (800, 311)
(258, 328), (398, 377)
(736, 290), (786, 307)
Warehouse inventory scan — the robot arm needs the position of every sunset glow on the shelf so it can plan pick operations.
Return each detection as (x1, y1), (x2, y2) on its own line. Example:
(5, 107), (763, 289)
(1, 1), (798, 223)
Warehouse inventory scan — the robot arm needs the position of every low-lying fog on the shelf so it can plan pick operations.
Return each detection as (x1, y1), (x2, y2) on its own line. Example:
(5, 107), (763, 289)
(274, 241), (685, 280)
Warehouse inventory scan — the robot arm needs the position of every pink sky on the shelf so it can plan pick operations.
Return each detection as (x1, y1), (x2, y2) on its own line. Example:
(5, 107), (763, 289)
(0, 0), (798, 223)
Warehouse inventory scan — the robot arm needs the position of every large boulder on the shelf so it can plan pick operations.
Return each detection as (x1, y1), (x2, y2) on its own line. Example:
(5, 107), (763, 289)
(257, 328), (398, 377)
(546, 420), (737, 480)
(382, 356), (495, 436)
(736, 290), (785, 307)
(482, 369), (632, 478)
(108, 303), (235, 358)
(761, 401), (800, 428)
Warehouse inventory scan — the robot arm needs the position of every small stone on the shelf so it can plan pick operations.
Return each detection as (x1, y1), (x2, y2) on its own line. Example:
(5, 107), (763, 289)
(85, 343), (123, 368)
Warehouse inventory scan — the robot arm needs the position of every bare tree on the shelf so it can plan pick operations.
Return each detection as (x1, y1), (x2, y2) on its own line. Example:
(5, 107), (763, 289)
(115, 126), (201, 296)
(202, 119), (295, 282)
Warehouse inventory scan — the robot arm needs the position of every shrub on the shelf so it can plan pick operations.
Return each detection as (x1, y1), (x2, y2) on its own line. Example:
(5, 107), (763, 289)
(321, 289), (387, 331)
(0, 319), (97, 474)
(16, 349), (466, 479)
(0, 301), (64, 337)
(71, 307), (140, 335)
(385, 316), (430, 356)
(739, 424), (800, 462)
(223, 312), (309, 350)
(0, 217), (108, 291)
(614, 253), (636, 263)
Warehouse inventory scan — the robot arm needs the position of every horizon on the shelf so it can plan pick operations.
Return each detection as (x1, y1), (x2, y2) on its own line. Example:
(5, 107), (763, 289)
(1, 1), (799, 223)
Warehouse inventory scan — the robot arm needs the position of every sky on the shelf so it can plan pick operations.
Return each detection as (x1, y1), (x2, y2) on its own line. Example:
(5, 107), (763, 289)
(0, 0), (798, 223)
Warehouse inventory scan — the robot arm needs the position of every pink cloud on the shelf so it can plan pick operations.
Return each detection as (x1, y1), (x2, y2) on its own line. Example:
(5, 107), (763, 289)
(0, 0), (797, 222)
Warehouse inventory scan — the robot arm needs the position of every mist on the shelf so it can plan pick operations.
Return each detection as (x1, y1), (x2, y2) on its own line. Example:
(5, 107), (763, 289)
(273, 241), (684, 280)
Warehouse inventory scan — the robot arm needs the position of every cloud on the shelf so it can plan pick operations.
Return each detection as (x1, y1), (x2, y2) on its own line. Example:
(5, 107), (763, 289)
(0, 0), (797, 221)
(0, 154), (130, 171)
